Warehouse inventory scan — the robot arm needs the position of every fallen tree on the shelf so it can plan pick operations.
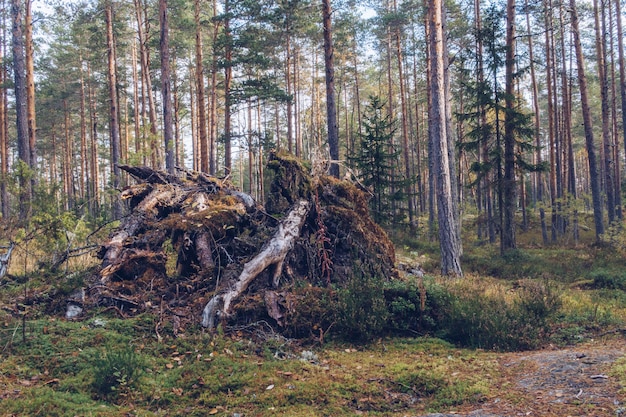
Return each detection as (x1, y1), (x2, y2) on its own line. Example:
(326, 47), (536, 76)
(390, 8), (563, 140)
(91, 152), (397, 337)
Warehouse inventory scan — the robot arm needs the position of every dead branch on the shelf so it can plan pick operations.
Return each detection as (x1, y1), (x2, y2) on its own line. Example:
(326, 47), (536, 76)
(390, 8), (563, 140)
(202, 200), (311, 328)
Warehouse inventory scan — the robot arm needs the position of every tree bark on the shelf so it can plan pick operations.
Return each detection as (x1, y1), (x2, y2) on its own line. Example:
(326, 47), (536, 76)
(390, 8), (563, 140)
(105, 1), (122, 218)
(322, 0), (340, 178)
(24, 0), (35, 187)
(159, 0), (175, 174)
(569, 0), (604, 239)
(87, 61), (100, 216)
(393, 5), (415, 231)
(194, 0), (209, 173)
(616, 0), (626, 171)
(502, 0), (517, 253)
(427, 0), (462, 276)
(208, 0), (219, 175)
(0, 5), (9, 219)
(223, 0), (233, 176)
(593, 0), (615, 223)
(524, 0), (548, 244)
(11, 0), (31, 219)
(133, 0), (159, 168)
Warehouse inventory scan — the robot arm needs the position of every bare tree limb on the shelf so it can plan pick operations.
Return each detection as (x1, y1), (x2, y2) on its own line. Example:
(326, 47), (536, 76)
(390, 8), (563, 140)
(202, 200), (311, 328)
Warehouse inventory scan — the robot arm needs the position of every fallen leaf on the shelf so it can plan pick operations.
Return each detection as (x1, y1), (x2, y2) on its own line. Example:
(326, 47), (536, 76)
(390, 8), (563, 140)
(208, 408), (218, 415)
(165, 363), (174, 369)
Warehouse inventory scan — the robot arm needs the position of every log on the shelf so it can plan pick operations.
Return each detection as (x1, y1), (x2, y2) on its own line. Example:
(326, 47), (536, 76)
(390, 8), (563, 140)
(202, 200), (311, 328)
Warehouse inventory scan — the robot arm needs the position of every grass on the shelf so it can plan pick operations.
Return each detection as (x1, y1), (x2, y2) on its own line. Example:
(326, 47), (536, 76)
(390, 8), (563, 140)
(2, 215), (626, 415)
(0, 316), (496, 416)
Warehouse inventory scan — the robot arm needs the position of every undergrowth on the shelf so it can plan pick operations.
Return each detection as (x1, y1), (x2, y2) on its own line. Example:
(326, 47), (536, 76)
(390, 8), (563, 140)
(1, 213), (625, 415)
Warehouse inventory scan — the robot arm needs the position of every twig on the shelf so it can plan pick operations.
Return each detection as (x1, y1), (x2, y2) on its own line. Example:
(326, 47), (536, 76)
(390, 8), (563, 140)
(101, 305), (127, 319)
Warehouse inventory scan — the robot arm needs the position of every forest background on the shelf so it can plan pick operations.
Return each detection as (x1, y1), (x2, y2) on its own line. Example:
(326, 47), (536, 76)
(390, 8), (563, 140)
(0, 0), (625, 273)
(1, 1), (626, 415)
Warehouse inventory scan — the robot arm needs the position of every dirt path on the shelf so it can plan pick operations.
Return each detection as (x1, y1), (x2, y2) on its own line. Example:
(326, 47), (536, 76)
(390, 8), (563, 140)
(421, 338), (626, 417)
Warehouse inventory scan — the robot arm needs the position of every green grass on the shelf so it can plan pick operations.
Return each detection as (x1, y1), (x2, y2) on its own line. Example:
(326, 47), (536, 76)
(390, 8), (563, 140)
(0, 313), (498, 416)
(2, 218), (626, 415)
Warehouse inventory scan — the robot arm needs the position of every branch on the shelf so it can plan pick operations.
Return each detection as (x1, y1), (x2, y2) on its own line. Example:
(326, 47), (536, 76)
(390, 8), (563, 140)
(202, 200), (311, 328)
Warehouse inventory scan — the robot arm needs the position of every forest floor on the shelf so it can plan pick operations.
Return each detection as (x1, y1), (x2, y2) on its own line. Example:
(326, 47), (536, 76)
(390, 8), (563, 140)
(417, 337), (626, 417)
(0, 320), (624, 416)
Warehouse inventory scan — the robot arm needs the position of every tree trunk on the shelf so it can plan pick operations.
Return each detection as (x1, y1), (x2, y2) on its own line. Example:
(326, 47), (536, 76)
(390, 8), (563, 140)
(11, 0), (31, 219)
(502, 0), (517, 253)
(322, 0), (340, 178)
(87, 61), (100, 216)
(63, 99), (75, 210)
(525, 0), (548, 244)
(24, 0), (35, 188)
(105, 1), (122, 218)
(286, 32), (294, 154)
(569, 0), (605, 239)
(133, 0), (159, 168)
(608, 0), (621, 219)
(194, 0), (209, 173)
(427, 0), (462, 276)
(223, 0), (232, 176)
(79, 61), (88, 204)
(543, 0), (558, 241)
(393, 7), (414, 231)
(0, 4), (9, 219)
(593, 0), (615, 223)
(616, 0), (626, 171)
(208, 0), (219, 175)
(131, 39), (143, 164)
(159, 0), (175, 174)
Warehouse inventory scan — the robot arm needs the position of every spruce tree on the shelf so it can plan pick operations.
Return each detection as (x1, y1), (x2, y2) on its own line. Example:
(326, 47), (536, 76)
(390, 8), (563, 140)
(350, 96), (404, 226)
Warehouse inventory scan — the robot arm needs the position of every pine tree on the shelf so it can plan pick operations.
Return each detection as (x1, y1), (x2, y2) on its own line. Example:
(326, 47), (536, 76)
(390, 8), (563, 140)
(350, 96), (402, 226)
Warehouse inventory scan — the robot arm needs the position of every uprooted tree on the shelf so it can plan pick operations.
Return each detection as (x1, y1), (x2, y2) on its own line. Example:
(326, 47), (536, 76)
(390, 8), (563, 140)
(92, 152), (398, 338)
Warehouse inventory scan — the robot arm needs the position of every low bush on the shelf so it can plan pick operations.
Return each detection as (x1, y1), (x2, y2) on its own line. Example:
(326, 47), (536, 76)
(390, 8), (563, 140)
(589, 268), (626, 290)
(91, 345), (144, 400)
(334, 267), (389, 341)
(438, 279), (561, 351)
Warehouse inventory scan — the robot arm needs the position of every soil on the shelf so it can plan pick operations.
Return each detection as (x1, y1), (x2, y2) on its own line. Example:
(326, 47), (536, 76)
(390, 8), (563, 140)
(420, 338), (626, 417)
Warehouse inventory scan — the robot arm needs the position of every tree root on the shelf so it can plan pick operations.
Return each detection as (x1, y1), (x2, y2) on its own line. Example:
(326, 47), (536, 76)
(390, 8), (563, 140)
(202, 200), (311, 328)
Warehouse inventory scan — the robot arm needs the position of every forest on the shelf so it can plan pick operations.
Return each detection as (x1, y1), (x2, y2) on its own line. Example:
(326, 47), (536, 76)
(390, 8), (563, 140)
(0, 0), (626, 415)
(0, 0), (621, 259)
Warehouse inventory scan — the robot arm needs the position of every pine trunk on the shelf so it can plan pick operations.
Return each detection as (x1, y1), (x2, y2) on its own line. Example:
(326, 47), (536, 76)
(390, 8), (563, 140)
(194, 0), (209, 173)
(159, 0), (175, 174)
(11, 0), (31, 219)
(24, 0), (35, 186)
(570, 0), (605, 239)
(502, 0), (517, 253)
(427, 0), (462, 276)
(105, 1), (122, 218)
(322, 0), (339, 178)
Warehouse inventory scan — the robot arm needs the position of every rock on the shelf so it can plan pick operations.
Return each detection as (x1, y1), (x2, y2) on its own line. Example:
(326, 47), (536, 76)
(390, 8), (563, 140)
(65, 303), (83, 319)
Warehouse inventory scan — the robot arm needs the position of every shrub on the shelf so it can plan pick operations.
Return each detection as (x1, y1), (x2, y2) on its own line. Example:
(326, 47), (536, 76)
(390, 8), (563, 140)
(438, 279), (561, 351)
(334, 266), (388, 341)
(384, 277), (453, 336)
(92, 345), (144, 400)
(589, 268), (626, 290)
